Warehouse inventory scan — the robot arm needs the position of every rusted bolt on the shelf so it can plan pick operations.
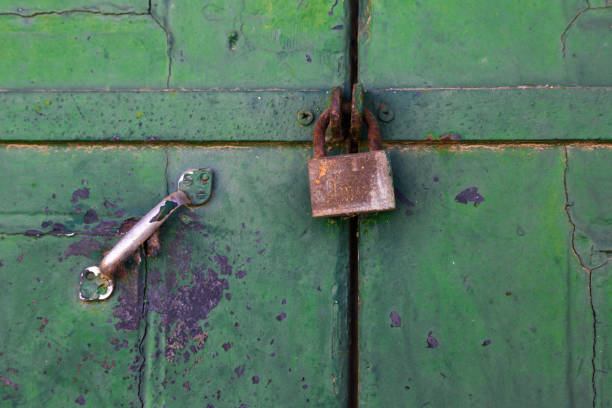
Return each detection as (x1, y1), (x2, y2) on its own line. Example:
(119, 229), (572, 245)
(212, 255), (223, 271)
(297, 109), (315, 126)
(377, 104), (395, 123)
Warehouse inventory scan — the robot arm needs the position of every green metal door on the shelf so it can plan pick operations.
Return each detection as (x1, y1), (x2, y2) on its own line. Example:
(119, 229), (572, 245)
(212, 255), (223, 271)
(0, 1), (351, 406)
(1, 1), (612, 407)
(357, 1), (612, 407)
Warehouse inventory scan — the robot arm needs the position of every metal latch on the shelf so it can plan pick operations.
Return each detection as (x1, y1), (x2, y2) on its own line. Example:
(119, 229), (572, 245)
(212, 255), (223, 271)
(307, 85), (395, 217)
(78, 168), (213, 301)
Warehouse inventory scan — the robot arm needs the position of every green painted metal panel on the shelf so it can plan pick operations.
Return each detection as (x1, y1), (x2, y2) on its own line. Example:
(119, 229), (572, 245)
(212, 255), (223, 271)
(358, 146), (595, 407)
(0, 14), (168, 89)
(0, 146), (167, 234)
(160, 0), (349, 89)
(366, 88), (612, 141)
(0, 145), (349, 406)
(0, 1), (147, 14)
(359, 0), (612, 87)
(565, 147), (612, 407)
(0, 91), (329, 142)
(137, 146), (349, 406)
(0, 234), (146, 407)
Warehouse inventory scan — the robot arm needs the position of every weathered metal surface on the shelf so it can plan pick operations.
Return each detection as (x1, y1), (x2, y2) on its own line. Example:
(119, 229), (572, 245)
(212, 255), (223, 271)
(0, 14), (168, 89)
(1, 0), (348, 90)
(358, 146), (597, 407)
(143, 146), (349, 406)
(162, 0), (349, 88)
(0, 234), (147, 407)
(565, 148), (612, 407)
(0, 145), (349, 406)
(359, 0), (612, 87)
(0, 91), (334, 142)
(0, 0), (353, 405)
(2, 89), (611, 142)
(0, 1), (148, 14)
(366, 89), (612, 141)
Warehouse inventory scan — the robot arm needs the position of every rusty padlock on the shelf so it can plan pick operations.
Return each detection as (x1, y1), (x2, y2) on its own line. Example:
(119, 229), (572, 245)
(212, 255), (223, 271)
(308, 107), (395, 217)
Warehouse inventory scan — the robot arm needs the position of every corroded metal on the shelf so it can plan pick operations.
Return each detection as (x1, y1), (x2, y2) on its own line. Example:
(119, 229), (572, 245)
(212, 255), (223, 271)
(79, 168), (214, 301)
(327, 87), (344, 143)
(309, 105), (394, 217)
(308, 151), (395, 217)
(350, 83), (364, 141)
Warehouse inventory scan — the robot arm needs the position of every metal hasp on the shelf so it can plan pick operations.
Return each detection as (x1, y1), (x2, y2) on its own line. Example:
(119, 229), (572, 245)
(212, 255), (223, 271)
(308, 92), (395, 217)
(79, 168), (214, 301)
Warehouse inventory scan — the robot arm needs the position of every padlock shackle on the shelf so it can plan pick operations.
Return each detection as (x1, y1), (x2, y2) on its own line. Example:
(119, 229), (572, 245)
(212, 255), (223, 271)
(312, 107), (382, 158)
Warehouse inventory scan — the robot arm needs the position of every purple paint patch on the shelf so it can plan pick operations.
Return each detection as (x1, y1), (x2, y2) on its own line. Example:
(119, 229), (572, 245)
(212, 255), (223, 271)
(482, 339), (491, 346)
(111, 222), (261, 364)
(0, 377), (18, 391)
(252, 375), (260, 384)
(236, 270), (247, 279)
(83, 209), (99, 224)
(281, 298), (286, 305)
(64, 237), (105, 259)
(234, 364), (246, 378)
(225, 293), (232, 300)
(75, 395), (86, 405)
(389, 311), (401, 327)
(305, 54), (312, 63)
(439, 133), (462, 141)
(183, 381), (190, 392)
(214, 254), (233, 275)
(427, 331), (439, 348)
(222, 342), (232, 351)
(433, 176), (439, 182)
(455, 187), (484, 207)
(91, 220), (118, 234)
(71, 188), (90, 203)
(103, 199), (116, 208)
(276, 312), (287, 321)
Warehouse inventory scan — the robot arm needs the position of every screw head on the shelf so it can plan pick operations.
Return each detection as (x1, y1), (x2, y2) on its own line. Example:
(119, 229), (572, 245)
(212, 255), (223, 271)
(377, 104), (395, 123)
(297, 109), (314, 126)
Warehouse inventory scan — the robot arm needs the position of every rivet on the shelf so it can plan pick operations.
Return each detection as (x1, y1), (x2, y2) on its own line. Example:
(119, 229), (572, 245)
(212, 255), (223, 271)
(297, 109), (314, 126)
(377, 104), (395, 123)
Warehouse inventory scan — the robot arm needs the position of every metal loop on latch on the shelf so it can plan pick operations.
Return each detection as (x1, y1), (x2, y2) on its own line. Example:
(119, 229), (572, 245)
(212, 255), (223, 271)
(327, 87), (343, 143)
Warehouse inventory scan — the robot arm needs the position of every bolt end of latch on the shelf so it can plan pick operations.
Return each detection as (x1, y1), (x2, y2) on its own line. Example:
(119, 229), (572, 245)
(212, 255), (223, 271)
(79, 266), (114, 301)
(178, 168), (214, 206)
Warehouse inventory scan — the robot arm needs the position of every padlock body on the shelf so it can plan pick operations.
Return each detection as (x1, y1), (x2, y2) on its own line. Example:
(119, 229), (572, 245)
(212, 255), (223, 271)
(308, 150), (396, 217)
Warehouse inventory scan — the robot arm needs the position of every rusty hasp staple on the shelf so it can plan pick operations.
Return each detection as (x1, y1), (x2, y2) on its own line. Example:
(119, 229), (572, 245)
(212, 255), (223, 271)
(327, 86), (344, 143)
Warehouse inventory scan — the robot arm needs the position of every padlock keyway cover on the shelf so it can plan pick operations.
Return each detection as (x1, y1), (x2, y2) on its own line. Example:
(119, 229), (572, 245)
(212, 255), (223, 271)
(308, 150), (395, 217)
